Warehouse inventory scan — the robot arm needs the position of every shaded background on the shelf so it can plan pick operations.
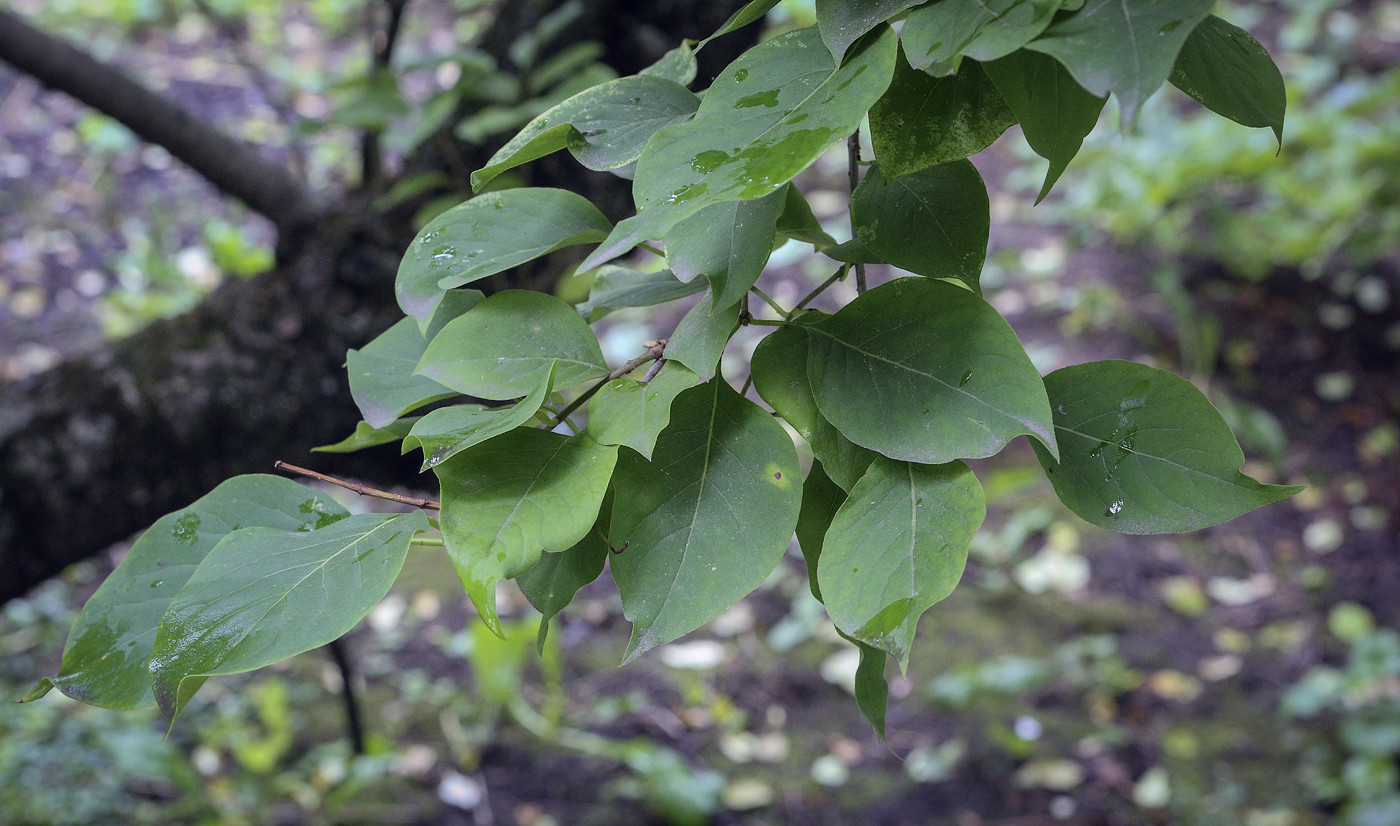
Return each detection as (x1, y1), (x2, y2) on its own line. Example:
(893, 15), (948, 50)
(2, 1), (1399, 824)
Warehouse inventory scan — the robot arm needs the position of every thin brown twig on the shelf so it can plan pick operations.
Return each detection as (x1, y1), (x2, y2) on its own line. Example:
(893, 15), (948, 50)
(548, 340), (668, 428)
(847, 131), (867, 293)
(274, 461), (441, 509)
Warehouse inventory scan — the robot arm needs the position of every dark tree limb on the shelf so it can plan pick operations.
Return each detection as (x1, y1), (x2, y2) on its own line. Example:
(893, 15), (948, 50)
(0, 7), (319, 232)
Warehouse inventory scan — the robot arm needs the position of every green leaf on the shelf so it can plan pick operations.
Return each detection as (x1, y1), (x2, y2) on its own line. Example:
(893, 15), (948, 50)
(795, 460), (847, 602)
(869, 51), (1016, 179)
(849, 161), (990, 289)
(845, 632), (890, 738)
(314, 417), (420, 454)
(900, 0), (1061, 75)
(818, 457), (984, 668)
(402, 364), (554, 470)
(806, 278), (1057, 463)
(815, 0), (924, 61)
(418, 291), (607, 400)
(586, 361), (702, 460)
(750, 321), (876, 490)
(1170, 15), (1286, 145)
(150, 510), (428, 722)
(823, 235), (880, 265)
(697, 0), (781, 50)
(665, 296), (741, 381)
(397, 188), (611, 323)
(436, 429), (617, 636)
(1027, 0), (1214, 127)
(348, 314), (464, 429)
(609, 379), (801, 662)
(517, 497), (612, 651)
(776, 184), (837, 249)
(471, 76), (701, 190)
(577, 266), (707, 322)
(581, 25), (897, 271)
(666, 186), (785, 309)
(641, 40), (699, 87)
(983, 49), (1107, 203)
(1032, 360), (1303, 534)
(26, 475), (348, 709)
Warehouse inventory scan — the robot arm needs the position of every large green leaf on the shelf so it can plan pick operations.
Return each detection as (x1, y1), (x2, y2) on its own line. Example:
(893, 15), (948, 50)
(25, 476), (348, 709)
(818, 457), (984, 668)
(1032, 360), (1302, 534)
(436, 429), (617, 635)
(665, 296), (740, 381)
(149, 510), (428, 721)
(516, 497), (612, 651)
(471, 75), (701, 190)
(397, 188), (611, 323)
(750, 321), (875, 490)
(1027, 0), (1214, 126)
(776, 184), (838, 249)
(849, 162), (990, 289)
(314, 417), (420, 454)
(580, 25), (897, 271)
(348, 317), (461, 429)
(795, 460), (847, 602)
(900, 0), (1061, 75)
(401, 364), (554, 470)
(609, 380), (801, 663)
(983, 49), (1107, 203)
(869, 53), (1015, 180)
(586, 361), (701, 460)
(577, 266), (706, 322)
(814, 0), (924, 61)
(1170, 14), (1286, 145)
(697, 0), (781, 50)
(806, 278), (1056, 463)
(665, 186), (785, 310)
(417, 291), (607, 400)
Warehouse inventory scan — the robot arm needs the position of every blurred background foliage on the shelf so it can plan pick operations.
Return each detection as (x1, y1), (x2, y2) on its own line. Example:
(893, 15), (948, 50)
(2, 0), (1399, 824)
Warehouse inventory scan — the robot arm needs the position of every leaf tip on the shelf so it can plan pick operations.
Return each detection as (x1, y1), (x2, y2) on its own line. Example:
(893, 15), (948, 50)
(19, 678), (54, 703)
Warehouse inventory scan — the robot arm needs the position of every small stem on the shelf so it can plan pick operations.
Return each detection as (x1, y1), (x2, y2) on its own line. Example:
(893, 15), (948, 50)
(638, 242), (666, 257)
(793, 266), (847, 314)
(749, 285), (790, 319)
(739, 373), (755, 395)
(410, 537), (445, 546)
(327, 637), (366, 756)
(847, 132), (867, 294)
(744, 317), (789, 327)
(548, 340), (667, 428)
(274, 461), (441, 509)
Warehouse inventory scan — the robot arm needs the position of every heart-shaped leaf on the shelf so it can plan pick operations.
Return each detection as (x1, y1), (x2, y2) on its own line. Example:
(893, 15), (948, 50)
(149, 510), (428, 722)
(851, 162), (990, 289)
(609, 379), (801, 662)
(818, 457), (984, 669)
(1032, 360), (1302, 533)
(1170, 14), (1286, 145)
(806, 278), (1056, 463)
(435, 429), (617, 635)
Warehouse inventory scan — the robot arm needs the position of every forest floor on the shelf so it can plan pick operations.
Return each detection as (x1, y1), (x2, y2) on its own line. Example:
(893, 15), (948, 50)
(3, 7), (1399, 826)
